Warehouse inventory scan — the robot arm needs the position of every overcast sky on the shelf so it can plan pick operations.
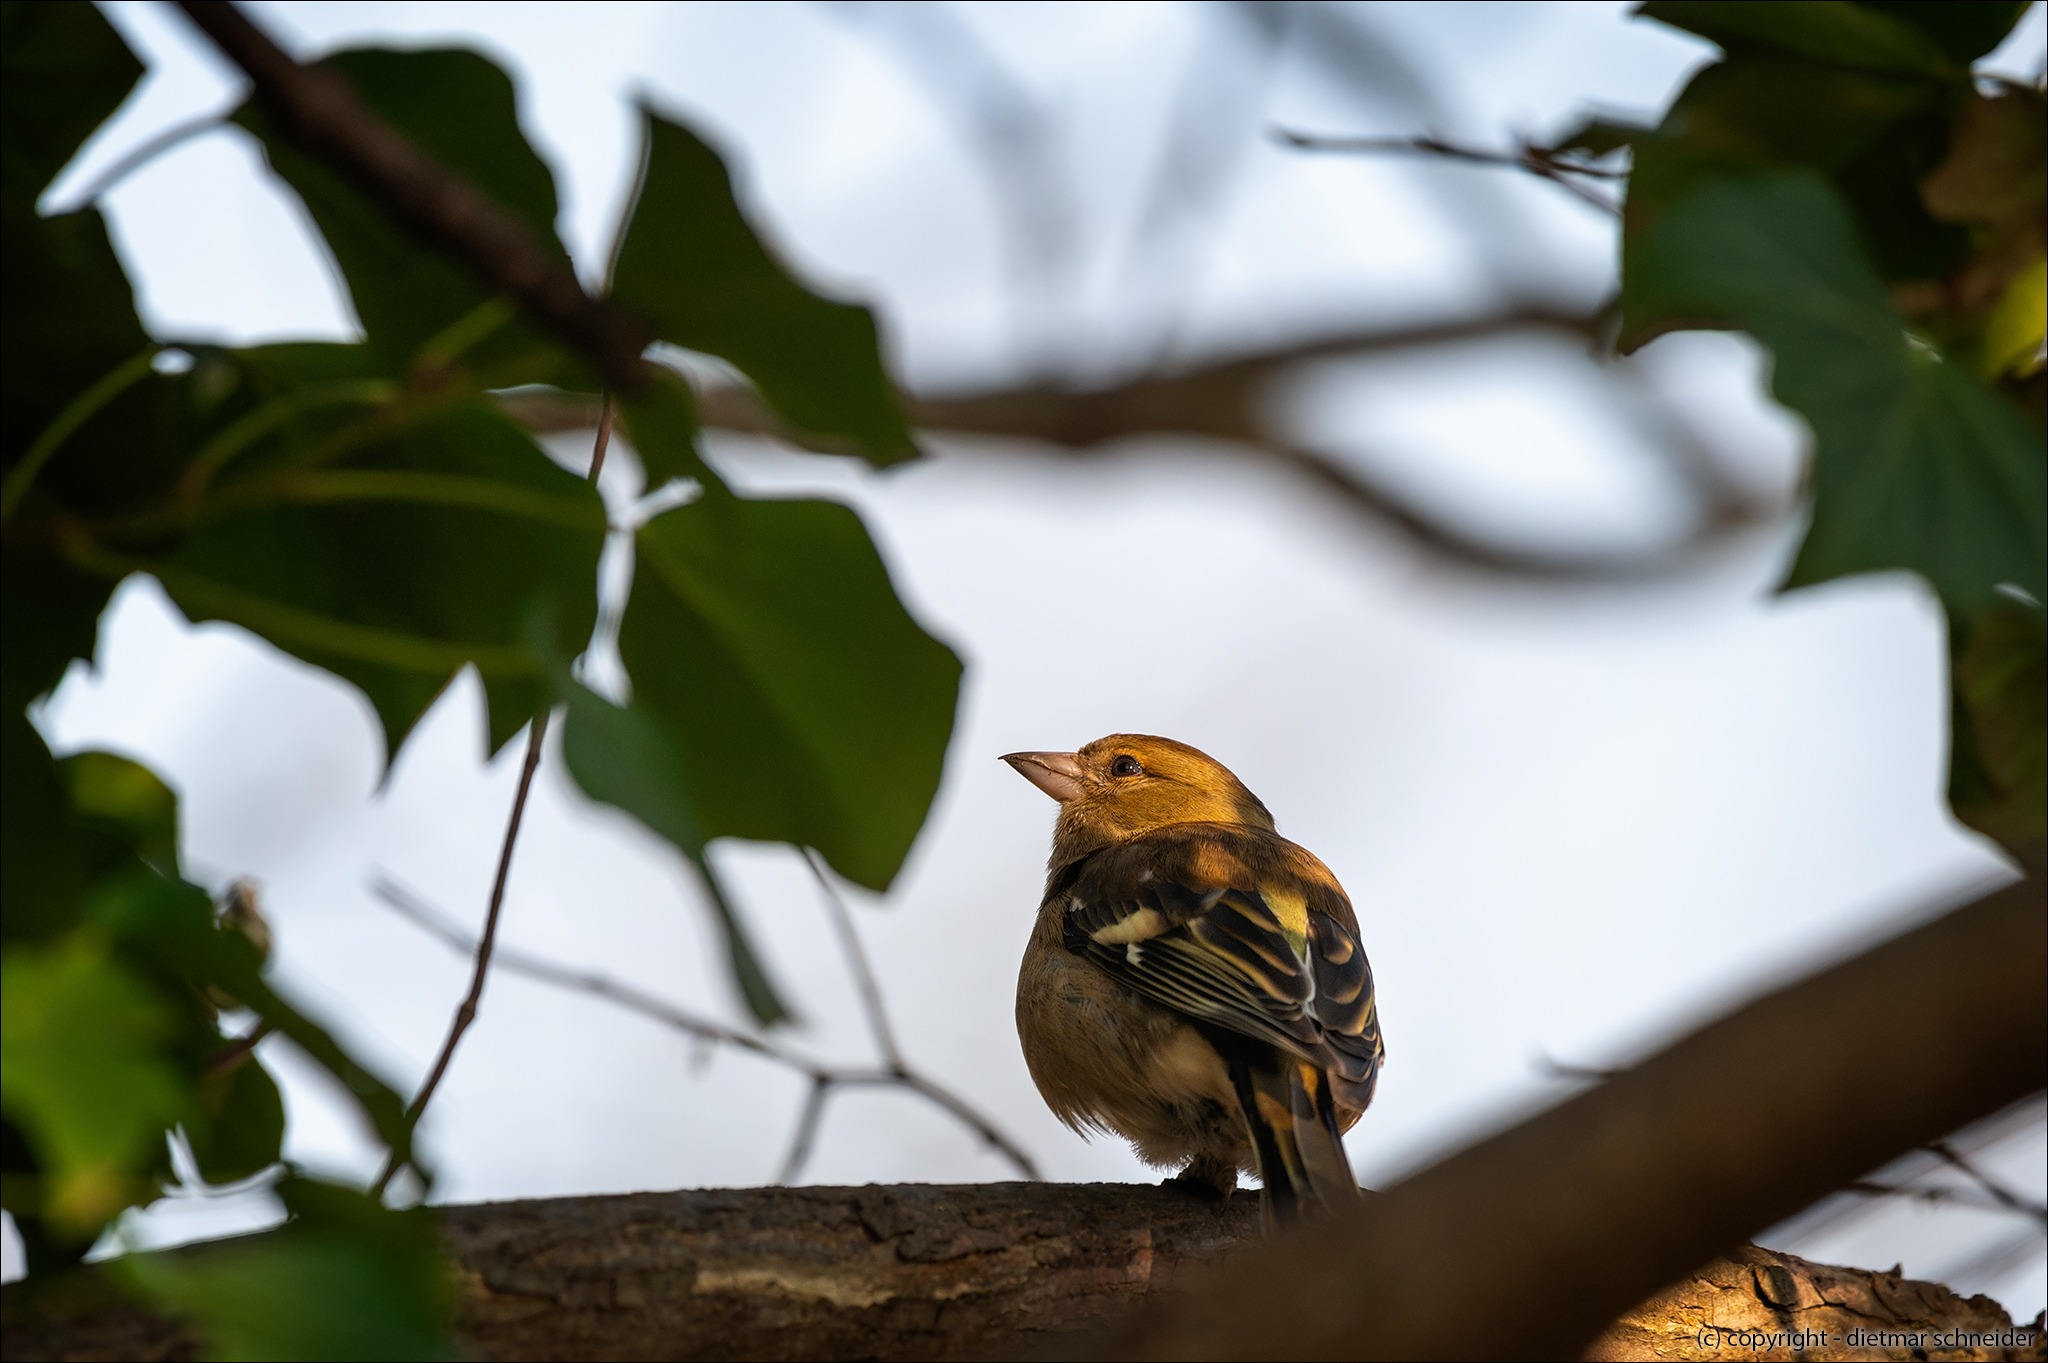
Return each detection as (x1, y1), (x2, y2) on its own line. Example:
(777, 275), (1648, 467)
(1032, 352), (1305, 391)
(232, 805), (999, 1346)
(13, 0), (2045, 1319)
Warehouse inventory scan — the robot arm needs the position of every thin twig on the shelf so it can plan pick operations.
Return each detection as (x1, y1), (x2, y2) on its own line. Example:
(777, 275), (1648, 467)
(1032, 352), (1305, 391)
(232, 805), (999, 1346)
(202, 1022), (272, 1079)
(369, 876), (1041, 1183)
(371, 711), (549, 1198)
(587, 393), (616, 483)
(170, 1), (651, 393)
(63, 114), (226, 207)
(1927, 1140), (2048, 1224)
(777, 1077), (833, 1185)
(804, 849), (903, 1070)
(1275, 129), (1622, 213)
(368, 389), (615, 1199)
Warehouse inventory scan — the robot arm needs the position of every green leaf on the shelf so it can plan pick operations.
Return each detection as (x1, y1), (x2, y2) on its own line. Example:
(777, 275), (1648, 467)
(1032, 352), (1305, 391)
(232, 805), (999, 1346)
(611, 109), (916, 465)
(1, 709), (85, 946)
(1, 199), (173, 514)
(0, 550), (113, 712)
(159, 398), (605, 759)
(0, 932), (186, 1234)
(609, 492), (961, 890)
(61, 750), (181, 878)
(558, 679), (789, 1024)
(124, 1176), (457, 1362)
(1625, 170), (2047, 616)
(234, 47), (588, 388)
(1856, 1), (2032, 63)
(0, 0), (143, 204)
(1950, 600), (2046, 861)
(618, 364), (717, 490)
(186, 1057), (285, 1188)
(1640, 1), (1953, 76)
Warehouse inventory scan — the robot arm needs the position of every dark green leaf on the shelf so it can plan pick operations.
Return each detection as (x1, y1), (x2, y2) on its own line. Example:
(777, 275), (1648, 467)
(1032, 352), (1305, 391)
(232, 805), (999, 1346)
(160, 398), (604, 759)
(1640, 1), (1952, 76)
(1622, 53), (1964, 283)
(0, 932), (186, 1235)
(0, 550), (113, 712)
(0, 0), (143, 204)
(1, 709), (85, 945)
(618, 364), (717, 490)
(1625, 170), (2046, 615)
(559, 679), (789, 1024)
(124, 1176), (457, 1362)
(1856, 1), (2031, 63)
(611, 109), (916, 465)
(186, 1057), (286, 1188)
(61, 750), (180, 878)
(235, 48), (587, 388)
(613, 492), (960, 890)
(1, 199), (171, 509)
(1950, 600), (2046, 859)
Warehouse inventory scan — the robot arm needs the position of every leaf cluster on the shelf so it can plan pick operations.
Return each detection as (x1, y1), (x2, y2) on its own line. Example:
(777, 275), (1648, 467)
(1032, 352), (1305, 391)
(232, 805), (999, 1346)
(2, 2), (957, 1354)
(1559, 0), (2045, 858)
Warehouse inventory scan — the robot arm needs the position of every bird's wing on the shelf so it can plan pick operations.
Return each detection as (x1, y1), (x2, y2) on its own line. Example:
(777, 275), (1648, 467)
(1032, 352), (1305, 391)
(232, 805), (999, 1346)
(1057, 828), (1383, 1093)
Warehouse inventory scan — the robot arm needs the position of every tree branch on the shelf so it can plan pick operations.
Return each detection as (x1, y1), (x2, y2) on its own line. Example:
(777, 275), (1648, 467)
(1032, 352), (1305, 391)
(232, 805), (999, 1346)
(1086, 873), (2045, 1361)
(7, 1186), (2038, 1361)
(169, 1), (651, 394)
(1274, 128), (1623, 213)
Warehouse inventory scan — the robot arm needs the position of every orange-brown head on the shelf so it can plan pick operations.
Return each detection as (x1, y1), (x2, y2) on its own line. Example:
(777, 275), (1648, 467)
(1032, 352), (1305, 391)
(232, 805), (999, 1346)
(1002, 734), (1275, 868)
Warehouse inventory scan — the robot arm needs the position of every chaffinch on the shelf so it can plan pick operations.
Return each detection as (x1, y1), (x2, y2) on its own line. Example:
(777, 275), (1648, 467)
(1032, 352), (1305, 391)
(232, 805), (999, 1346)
(1005, 734), (1383, 1226)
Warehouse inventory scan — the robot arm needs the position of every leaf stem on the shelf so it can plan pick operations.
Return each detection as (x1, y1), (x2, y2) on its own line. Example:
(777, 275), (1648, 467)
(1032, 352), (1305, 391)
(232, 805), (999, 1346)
(2, 347), (158, 521)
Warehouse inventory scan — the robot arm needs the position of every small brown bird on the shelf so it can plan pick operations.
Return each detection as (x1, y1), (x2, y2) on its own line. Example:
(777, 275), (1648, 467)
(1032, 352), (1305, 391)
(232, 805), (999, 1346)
(1005, 734), (1383, 1226)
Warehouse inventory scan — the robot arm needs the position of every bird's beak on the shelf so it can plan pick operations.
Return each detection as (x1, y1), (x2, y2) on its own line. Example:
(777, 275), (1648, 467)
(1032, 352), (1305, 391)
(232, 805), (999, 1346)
(1001, 750), (1088, 803)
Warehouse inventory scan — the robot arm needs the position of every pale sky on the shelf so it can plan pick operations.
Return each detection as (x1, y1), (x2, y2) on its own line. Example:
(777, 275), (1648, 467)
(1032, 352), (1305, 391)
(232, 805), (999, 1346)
(12, 0), (2045, 1320)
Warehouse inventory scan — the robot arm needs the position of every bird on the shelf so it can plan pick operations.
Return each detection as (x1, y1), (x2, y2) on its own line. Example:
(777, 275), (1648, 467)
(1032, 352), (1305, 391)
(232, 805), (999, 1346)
(1004, 734), (1383, 1228)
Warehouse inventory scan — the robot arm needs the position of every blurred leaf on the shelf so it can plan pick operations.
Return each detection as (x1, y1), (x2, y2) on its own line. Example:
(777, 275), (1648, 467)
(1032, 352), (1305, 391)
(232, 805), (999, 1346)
(186, 1057), (285, 1188)
(1, 199), (174, 516)
(125, 1176), (457, 1362)
(0, 0), (142, 204)
(611, 109), (916, 465)
(1920, 86), (2047, 226)
(609, 492), (960, 890)
(159, 399), (605, 759)
(1, 710), (85, 946)
(1983, 254), (2047, 378)
(61, 750), (180, 878)
(0, 932), (185, 1234)
(1623, 55), (1964, 285)
(1857, 1), (2032, 63)
(558, 678), (789, 1024)
(1639, 1), (1952, 76)
(1625, 170), (2047, 615)
(0, 547), (114, 713)
(617, 364), (717, 490)
(1951, 601), (2046, 861)
(235, 47), (587, 388)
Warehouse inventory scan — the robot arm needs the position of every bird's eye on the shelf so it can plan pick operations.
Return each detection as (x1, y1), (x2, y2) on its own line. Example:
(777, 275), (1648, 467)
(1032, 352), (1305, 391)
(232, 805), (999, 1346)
(1110, 755), (1143, 778)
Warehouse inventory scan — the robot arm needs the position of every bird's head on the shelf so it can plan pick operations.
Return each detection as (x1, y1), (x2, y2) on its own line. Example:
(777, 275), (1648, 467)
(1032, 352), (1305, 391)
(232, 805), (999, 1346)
(1002, 734), (1274, 866)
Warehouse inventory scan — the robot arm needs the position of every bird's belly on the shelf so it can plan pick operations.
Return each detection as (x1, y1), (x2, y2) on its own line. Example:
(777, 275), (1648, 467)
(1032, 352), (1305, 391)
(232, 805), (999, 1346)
(1016, 943), (1241, 1167)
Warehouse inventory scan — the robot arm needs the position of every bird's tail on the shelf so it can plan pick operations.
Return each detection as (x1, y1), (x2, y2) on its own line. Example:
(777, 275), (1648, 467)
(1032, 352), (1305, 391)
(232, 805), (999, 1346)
(1230, 1056), (1362, 1230)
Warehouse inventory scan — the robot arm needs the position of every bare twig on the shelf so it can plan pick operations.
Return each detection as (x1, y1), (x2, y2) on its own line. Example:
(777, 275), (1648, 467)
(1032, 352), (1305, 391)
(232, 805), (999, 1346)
(202, 1022), (272, 1079)
(170, 1), (651, 394)
(1275, 128), (1623, 213)
(62, 113), (226, 208)
(586, 393), (616, 483)
(804, 849), (903, 1070)
(1927, 1140), (2048, 1225)
(369, 877), (1041, 1183)
(776, 1077), (834, 1186)
(371, 710), (549, 1198)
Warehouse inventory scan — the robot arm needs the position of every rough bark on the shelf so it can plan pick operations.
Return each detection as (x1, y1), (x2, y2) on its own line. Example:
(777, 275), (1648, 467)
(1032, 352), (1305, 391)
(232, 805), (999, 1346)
(3, 1183), (2041, 1362)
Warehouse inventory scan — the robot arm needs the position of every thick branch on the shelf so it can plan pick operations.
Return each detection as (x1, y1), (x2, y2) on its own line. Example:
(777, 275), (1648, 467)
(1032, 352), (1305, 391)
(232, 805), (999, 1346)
(170, 1), (651, 394)
(1091, 874), (2046, 1361)
(3, 1186), (2038, 1361)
